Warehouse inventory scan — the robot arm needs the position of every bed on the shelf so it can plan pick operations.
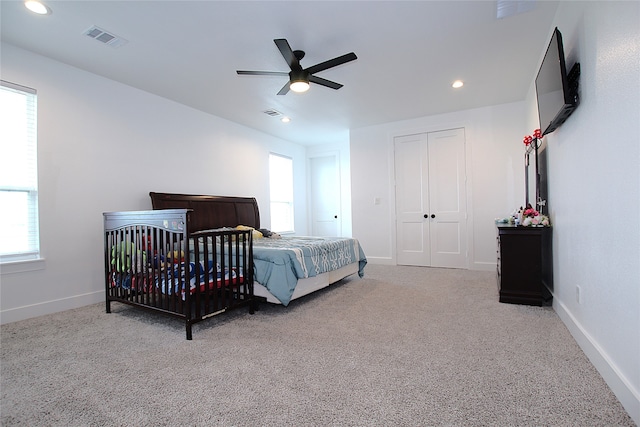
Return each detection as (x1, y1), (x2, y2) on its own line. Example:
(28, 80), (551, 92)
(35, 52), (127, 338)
(103, 208), (257, 340)
(149, 192), (367, 306)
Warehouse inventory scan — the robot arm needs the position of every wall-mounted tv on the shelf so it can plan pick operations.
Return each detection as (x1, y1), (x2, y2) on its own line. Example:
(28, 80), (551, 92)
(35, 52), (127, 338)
(535, 27), (580, 136)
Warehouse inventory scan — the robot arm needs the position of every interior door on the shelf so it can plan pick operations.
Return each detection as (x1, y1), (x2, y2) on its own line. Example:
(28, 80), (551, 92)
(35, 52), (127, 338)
(394, 128), (467, 268)
(310, 155), (340, 237)
(394, 134), (430, 265)
(427, 129), (467, 268)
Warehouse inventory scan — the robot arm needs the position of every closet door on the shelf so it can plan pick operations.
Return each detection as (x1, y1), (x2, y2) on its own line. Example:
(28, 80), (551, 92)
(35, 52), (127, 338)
(427, 128), (467, 268)
(394, 128), (467, 268)
(395, 133), (430, 266)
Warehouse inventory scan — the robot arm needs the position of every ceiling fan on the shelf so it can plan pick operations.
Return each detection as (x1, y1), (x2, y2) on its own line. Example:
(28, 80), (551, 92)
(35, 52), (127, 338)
(236, 39), (357, 95)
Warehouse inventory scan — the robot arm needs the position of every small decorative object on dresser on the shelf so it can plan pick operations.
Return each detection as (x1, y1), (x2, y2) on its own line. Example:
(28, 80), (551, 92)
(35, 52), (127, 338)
(496, 223), (553, 306)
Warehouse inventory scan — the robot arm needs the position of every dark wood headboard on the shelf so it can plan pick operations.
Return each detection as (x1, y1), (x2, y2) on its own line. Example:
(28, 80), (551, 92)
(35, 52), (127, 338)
(149, 192), (260, 232)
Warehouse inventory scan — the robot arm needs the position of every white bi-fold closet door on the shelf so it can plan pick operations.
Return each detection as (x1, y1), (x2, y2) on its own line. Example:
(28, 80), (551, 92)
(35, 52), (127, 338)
(394, 128), (468, 268)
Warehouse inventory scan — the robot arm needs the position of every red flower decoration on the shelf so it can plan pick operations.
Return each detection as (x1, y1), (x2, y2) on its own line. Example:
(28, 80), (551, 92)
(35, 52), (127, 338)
(523, 208), (539, 217)
(523, 135), (533, 145)
(533, 128), (542, 139)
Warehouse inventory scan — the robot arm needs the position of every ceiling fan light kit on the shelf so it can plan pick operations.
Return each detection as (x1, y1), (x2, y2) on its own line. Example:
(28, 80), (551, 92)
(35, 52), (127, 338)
(290, 81), (310, 93)
(237, 38), (357, 95)
(289, 70), (310, 93)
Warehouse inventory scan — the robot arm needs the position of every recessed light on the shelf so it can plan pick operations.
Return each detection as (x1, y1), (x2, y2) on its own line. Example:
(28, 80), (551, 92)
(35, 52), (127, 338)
(24, 0), (52, 15)
(281, 117), (291, 123)
(452, 80), (464, 89)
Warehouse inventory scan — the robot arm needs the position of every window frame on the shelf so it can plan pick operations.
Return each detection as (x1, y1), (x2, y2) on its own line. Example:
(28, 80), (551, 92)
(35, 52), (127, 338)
(0, 80), (40, 263)
(268, 153), (295, 234)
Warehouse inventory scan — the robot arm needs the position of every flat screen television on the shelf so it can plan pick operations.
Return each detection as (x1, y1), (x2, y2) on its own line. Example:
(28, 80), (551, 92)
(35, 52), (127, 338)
(535, 27), (579, 136)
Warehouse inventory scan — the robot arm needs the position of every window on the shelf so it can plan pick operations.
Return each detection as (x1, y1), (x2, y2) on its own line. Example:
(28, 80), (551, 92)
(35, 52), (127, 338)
(0, 81), (39, 262)
(268, 153), (294, 233)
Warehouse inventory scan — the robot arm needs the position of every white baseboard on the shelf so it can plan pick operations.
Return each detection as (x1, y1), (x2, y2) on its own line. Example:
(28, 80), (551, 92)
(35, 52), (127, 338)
(471, 261), (496, 272)
(554, 297), (640, 425)
(367, 258), (497, 271)
(0, 290), (103, 325)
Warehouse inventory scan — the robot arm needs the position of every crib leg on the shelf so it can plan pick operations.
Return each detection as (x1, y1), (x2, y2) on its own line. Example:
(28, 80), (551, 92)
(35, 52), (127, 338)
(186, 323), (192, 340)
(249, 298), (260, 314)
(106, 299), (111, 314)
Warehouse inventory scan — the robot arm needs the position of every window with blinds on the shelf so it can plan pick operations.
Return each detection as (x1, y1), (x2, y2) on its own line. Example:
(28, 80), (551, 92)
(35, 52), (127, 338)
(0, 81), (40, 262)
(268, 153), (294, 233)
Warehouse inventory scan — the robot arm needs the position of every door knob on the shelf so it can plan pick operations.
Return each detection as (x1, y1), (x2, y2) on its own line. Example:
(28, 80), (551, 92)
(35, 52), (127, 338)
(431, 214), (436, 219)
(424, 214), (428, 219)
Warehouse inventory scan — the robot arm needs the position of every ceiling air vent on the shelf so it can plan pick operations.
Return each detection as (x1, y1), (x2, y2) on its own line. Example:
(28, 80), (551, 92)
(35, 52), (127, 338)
(263, 109), (283, 117)
(84, 26), (128, 48)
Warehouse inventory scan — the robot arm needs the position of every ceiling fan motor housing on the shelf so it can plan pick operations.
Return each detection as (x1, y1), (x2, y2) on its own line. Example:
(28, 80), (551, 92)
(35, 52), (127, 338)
(290, 69), (309, 83)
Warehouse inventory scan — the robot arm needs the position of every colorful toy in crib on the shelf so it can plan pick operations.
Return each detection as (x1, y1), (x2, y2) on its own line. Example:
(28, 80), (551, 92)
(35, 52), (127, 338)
(110, 242), (147, 273)
(153, 250), (185, 270)
(167, 250), (185, 263)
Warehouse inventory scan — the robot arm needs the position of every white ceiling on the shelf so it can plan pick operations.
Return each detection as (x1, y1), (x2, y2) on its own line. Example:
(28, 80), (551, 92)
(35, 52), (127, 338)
(1, 0), (560, 146)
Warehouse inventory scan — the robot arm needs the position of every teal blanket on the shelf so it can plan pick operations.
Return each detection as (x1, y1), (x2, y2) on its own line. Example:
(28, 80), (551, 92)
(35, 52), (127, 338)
(252, 236), (367, 306)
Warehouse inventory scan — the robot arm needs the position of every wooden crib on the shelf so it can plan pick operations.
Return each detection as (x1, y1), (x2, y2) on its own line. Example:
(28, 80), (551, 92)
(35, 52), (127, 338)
(103, 208), (257, 340)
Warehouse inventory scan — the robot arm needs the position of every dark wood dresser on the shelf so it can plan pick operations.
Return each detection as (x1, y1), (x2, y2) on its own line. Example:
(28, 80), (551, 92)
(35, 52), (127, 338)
(496, 224), (553, 306)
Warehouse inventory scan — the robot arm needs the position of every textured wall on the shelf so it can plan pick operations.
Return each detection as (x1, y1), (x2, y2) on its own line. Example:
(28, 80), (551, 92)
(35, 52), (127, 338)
(535, 1), (639, 422)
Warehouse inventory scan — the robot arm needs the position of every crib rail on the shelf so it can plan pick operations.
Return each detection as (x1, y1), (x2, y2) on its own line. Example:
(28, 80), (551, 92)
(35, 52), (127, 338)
(104, 209), (256, 339)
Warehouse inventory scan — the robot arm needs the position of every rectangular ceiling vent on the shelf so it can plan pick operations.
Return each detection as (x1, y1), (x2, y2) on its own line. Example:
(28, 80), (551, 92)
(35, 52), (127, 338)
(263, 109), (282, 117)
(84, 26), (128, 48)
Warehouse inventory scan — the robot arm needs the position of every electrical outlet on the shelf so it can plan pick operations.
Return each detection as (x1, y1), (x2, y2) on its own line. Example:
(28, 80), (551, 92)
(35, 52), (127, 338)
(576, 285), (582, 304)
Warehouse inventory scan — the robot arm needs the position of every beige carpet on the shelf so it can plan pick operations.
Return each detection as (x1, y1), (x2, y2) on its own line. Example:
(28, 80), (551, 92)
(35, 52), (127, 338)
(1, 264), (635, 426)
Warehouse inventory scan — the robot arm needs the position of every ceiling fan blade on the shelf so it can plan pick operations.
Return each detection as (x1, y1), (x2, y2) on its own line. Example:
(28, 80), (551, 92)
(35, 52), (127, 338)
(305, 52), (357, 75)
(309, 75), (343, 90)
(277, 82), (290, 95)
(237, 70), (289, 76)
(274, 39), (298, 70)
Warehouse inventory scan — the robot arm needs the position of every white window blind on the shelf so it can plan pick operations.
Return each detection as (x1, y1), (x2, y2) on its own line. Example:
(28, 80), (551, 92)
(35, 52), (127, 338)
(0, 80), (40, 261)
(268, 153), (294, 233)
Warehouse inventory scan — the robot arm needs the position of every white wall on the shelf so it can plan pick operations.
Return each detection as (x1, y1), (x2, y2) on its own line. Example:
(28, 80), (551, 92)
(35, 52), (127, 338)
(524, 2), (639, 422)
(0, 43), (308, 323)
(350, 102), (527, 269)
